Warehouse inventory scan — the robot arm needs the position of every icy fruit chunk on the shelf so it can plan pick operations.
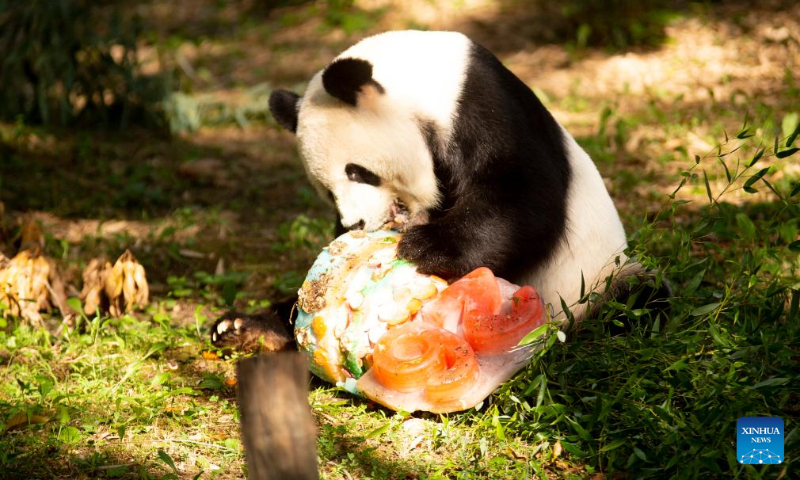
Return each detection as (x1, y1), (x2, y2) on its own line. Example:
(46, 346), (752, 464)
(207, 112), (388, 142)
(370, 321), (480, 405)
(463, 286), (545, 355)
(420, 267), (502, 334)
(424, 330), (479, 404)
(372, 322), (446, 392)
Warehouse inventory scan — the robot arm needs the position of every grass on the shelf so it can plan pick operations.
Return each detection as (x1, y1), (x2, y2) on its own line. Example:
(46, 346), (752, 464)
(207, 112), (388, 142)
(2, 0), (800, 478)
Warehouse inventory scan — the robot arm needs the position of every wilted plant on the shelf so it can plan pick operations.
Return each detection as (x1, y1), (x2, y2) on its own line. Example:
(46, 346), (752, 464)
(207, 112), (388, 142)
(0, 248), (69, 327)
(80, 249), (149, 317)
(0, 218), (69, 326)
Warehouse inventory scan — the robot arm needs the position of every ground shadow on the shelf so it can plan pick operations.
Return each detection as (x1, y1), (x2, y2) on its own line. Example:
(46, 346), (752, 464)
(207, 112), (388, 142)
(0, 440), (181, 480)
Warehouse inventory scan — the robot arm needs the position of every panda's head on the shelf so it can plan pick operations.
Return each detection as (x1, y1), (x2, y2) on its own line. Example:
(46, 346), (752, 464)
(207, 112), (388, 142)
(268, 31), (472, 231)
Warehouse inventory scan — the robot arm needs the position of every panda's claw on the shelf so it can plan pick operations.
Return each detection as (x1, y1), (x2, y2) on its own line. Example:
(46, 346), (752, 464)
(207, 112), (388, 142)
(209, 311), (294, 354)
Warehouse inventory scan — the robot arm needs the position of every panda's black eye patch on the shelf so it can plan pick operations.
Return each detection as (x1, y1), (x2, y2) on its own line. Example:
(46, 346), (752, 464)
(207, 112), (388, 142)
(345, 163), (381, 186)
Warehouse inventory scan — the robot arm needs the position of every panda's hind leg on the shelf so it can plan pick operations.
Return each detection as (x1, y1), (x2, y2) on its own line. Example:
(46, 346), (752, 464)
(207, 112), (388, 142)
(210, 299), (296, 354)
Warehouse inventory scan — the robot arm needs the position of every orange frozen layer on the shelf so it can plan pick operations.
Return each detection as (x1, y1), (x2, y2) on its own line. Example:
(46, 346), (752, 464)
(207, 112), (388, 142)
(371, 321), (481, 405)
(424, 329), (479, 404)
(359, 267), (547, 413)
(464, 285), (545, 355)
(421, 266), (502, 333)
(371, 322), (446, 392)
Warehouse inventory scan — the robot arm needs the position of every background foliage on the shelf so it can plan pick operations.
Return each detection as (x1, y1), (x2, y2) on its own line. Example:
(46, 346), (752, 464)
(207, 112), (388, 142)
(0, 0), (164, 127)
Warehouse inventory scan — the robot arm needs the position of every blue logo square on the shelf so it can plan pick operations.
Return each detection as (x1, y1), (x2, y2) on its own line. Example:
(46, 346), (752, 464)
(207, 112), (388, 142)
(737, 417), (784, 464)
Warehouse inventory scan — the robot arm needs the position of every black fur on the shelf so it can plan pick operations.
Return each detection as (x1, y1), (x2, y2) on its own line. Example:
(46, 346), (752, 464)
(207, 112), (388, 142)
(269, 89), (300, 132)
(398, 42), (571, 283)
(322, 58), (384, 106)
(210, 299), (297, 354)
(334, 212), (348, 237)
(345, 163), (381, 186)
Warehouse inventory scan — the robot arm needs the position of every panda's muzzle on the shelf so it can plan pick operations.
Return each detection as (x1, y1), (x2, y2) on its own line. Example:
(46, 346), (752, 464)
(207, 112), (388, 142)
(345, 219), (366, 231)
(383, 200), (412, 231)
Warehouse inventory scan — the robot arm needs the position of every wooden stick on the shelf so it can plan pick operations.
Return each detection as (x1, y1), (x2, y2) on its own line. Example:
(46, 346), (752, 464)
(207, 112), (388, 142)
(236, 353), (319, 480)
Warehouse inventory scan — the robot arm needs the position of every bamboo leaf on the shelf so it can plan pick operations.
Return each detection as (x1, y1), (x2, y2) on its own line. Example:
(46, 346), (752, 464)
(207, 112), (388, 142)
(750, 377), (789, 389)
(761, 178), (783, 200)
(560, 297), (575, 328)
(666, 360), (688, 371)
(686, 268), (706, 293)
(519, 324), (550, 346)
(157, 450), (178, 475)
(365, 423), (390, 439)
(691, 302), (721, 316)
(702, 170), (713, 204)
(600, 438), (627, 452)
(634, 447), (648, 462)
(776, 147), (799, 158)
(787, 126), (800, 147)
(669, 177), (688, 198)
(536, 374), (547, 408)
(735, 213), (756, 241)
(567, 417), (592, 442)
(717, 157), (731, 183)
(743, 167), (770, 193)
(748, 146), (765, 167)
(783, 112), (799, 146)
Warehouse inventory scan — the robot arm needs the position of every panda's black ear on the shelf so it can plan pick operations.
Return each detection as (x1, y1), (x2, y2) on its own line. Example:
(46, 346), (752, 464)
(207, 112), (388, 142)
(322, 58), (384, 106)
(269, 89), (300, 133)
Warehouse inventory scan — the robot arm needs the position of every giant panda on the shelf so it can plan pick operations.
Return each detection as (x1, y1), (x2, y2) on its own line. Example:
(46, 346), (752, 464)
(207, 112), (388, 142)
(212, 30), (662, 349)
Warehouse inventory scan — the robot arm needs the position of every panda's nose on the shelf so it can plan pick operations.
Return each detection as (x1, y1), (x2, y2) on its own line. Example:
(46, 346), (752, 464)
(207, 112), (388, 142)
(345, 220), (365, 231)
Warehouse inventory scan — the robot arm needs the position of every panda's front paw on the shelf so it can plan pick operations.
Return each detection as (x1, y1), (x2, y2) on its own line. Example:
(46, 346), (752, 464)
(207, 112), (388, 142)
(397, 224), (461, 278)
(210, 312), (293, 354)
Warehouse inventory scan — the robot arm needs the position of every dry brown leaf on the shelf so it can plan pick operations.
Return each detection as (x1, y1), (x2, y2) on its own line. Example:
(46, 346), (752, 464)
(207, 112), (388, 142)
(80, 258), (111, 316)
(104, 258), (124, 300)
(505, 445), (527, 460)
(178, 248), (206, 259)
(19, 217), (44, 251)
(553, 439), (563, 459)
(81, 250), (149, 317)
(0, 248), (69, 326)
(3, 412), (50, 432)
(554, 460), (570, 470)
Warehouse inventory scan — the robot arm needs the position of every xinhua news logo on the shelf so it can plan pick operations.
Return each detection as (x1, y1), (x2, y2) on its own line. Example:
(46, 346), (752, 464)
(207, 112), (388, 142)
(737, 417), (784, 464)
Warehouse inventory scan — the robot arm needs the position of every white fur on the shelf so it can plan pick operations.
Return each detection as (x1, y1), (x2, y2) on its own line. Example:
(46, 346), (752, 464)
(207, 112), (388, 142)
(520, 126), (629, 319)
(296, 31), (471, 230)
